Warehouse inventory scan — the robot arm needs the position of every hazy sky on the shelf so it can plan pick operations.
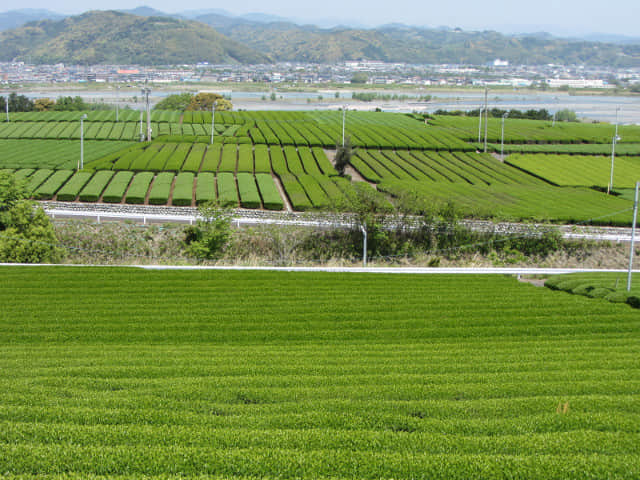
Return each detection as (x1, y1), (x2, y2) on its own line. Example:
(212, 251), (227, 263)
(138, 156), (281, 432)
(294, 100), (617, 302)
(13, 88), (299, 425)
(18, 0), (640, 36)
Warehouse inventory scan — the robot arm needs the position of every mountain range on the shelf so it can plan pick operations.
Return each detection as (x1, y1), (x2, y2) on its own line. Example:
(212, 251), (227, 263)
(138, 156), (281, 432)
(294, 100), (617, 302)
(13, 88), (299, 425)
(0, 8), (638, 67)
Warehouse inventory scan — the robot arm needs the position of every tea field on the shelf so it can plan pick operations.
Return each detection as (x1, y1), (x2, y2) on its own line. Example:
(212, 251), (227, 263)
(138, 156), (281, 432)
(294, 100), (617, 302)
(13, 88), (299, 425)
(0, 267), (638, 479)
(2, 109), (640, 223)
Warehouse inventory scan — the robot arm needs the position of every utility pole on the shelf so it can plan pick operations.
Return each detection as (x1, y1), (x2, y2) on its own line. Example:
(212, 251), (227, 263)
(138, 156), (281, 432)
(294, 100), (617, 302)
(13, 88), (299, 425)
(79, 114), (87, 170)
(483, 88), (488, 153)
(342, 105), (346, 147)
(477, 105), (483, 144)
(609, 133), (621, 195)
(501, 112), (509, 161)
(139, 110), (144, 142)
(5, 98), (8, 122)
(116, 85), (120, 122)
(141, 81), (152, 142)
(210, 102), (216, 145)
(627, 181), (639, 291)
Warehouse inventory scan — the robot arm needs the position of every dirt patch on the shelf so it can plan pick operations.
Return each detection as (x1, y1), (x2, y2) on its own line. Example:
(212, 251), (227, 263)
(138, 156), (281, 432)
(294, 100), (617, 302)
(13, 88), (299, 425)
(518, 276), (547, 287)
(272, 174), (293, 212)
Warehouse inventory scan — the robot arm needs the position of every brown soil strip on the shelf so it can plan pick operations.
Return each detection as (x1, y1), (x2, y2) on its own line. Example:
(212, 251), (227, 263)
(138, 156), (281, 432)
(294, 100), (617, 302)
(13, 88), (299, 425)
(272, 174), (293, 212)
(167, 175), (178, 207)
(191, 175), (197, 207)
(144, 175), (156, 206)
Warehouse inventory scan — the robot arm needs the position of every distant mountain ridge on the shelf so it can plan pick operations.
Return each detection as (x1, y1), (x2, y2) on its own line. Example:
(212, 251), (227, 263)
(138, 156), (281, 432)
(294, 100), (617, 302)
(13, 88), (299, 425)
(0, 7), (638, 67)
(0, 10), (269, 65)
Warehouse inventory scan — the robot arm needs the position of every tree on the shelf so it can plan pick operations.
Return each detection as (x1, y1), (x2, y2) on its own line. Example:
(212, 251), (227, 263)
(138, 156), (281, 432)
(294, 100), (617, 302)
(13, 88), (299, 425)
(351, 72), (368, 84)
(8, 93), (33, 112)
(0, 172), (62, 263)
(334, 136), (353, 176)
(183, 203), (232, 261)
(555, 109), (578, 122)
(154, 92), (193, 111)
(54, 96), (88, 111)
(34, 98), (56, 112)
(187, 93), (232, 111)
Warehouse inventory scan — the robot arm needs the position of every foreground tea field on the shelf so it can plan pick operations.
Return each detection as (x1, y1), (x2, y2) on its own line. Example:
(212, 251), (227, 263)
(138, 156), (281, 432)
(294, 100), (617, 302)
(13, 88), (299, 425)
(0, 267), (638, 479)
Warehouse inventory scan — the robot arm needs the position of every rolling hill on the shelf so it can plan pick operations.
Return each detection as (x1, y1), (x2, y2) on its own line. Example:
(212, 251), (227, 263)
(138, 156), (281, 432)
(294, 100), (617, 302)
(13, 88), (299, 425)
(0, 10), (270, 65)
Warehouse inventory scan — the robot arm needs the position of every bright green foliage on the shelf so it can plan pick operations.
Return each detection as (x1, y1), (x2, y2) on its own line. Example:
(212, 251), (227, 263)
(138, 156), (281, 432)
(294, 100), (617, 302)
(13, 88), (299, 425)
(56, 171), (94, 201)
(100, 171), (132, 203)
(79, 170), (115, 202)
(297, 174), (330, 208)
(125, 172), (154, 204)
(253, 145), (271, 173)
(217, 172), (238, 207)
(0, 173), (62, 263)
(237, 144), (254, 173)
(183, 207), (232, 260)
(507, 154), (640, 189)
(219, 144), (237, 172)
(0, 139), (134, 170)
(129, 143), (163, 171)
(171, 172), (195, 206)
(237, 172), (261, 209)
(545, 272), (640, 309)
(270, 146), (288, 176)
(201, 144), (221, 172)
(195, 172), (216, 205)
(33, 169), (74, 200)
(379, 181), (634, 225)
(280, 174), (312, 211)
(0, 269), (639, 477)
(182, 144), (205, 172)
(164, 144), (191, 172)
(284, 146), (305, 175)
(255, 173), (283, 210)
(25, 169), (53, 194)
(147, 172), (174, 205)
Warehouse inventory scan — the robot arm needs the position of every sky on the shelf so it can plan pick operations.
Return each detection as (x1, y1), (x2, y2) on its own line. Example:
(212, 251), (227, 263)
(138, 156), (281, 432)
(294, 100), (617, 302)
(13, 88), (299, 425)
(12, 0), (640, 36)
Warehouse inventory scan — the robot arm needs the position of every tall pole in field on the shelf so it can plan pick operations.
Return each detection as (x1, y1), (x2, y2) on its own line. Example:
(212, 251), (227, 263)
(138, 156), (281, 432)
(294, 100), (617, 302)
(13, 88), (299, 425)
(615, 106), (620, 139)
(116, 85), (120, 122)
(501, 112), (508, 161)
(139, 110), (144, 142)
(141, 83), (151, 142)
(627, 181), (639, 291)
(342, 105), (346, 147)
(5, 96), (8, 122)
(210, 102), (216, 145)
(79, 113), (87, 170)
(608, 134), (621, 195)
(483, 88), (488, 153)
(477, 105), (483, 144)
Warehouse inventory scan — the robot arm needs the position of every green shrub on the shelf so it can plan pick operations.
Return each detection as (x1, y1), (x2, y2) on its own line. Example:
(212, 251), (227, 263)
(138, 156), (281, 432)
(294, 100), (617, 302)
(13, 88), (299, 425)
(125, 172), (154, 204)
(625, 295), (640, 309)
(147, 172), (174, 205)
(605, 291), (630, 303)
(79, 170), (116, 202)
(172, 172), (195, 206)
(101, 171), (133, 203)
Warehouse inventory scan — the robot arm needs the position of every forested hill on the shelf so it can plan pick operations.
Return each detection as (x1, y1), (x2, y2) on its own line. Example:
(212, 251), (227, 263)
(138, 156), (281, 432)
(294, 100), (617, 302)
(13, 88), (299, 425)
(0, 11), (270, 65)
(0, 8), (638, 67)
(200, 17), (640, 67)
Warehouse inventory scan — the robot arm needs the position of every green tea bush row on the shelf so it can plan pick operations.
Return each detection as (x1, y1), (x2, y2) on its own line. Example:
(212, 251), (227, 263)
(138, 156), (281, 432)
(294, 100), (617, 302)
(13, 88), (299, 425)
(125, 172), (154, 204)
(171, 172), (195, 206)
(99, 171), (132, 203)
(80, 170), (116, 202)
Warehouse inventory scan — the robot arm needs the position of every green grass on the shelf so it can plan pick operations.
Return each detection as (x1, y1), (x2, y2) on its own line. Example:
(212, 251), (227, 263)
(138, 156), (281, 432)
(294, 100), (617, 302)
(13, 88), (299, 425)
(0, 268), (638, 479)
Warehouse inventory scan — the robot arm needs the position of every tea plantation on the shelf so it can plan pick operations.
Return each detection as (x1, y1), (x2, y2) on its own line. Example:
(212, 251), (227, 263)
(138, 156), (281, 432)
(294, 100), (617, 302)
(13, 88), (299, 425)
(2, 109), (640, 224)
(0, 267), (638, 479)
